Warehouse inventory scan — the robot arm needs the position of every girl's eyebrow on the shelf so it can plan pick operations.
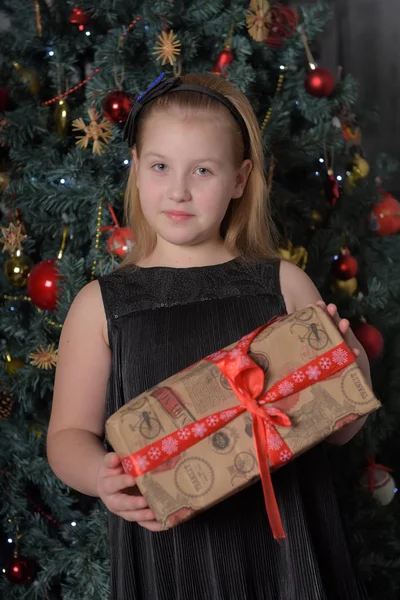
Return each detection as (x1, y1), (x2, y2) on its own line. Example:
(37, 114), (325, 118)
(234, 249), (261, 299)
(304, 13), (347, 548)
(142, 151), (222, 165)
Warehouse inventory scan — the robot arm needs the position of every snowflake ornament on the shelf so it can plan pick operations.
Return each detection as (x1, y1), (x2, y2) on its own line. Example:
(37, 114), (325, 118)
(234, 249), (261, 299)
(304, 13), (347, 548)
(72, 107), (113, 155)
(246, 0), (271, 42)
(0, 222), (26, 255)
(206, 415), (219, 427)
(29, 344), (58, 370)
(292, 371), (305, 383)
(148, 447), (161, 460)
(193, 422), (207, 438)
(153, 30), (182, 66)
(332, 348), (349, 366)
(136, 455), (150, 471)
(306, 365), (321, 380)
(177, 428), (191, 441)
(278, 380), (294, 396)
(319, 357), (332, 370)
(279, 450), (292, 463)
(267, 433), (283, 451)
(161, 436), (179, 455)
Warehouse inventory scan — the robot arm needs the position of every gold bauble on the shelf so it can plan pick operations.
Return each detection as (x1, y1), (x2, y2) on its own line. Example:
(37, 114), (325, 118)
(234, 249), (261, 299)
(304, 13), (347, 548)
(347, 153), (370, 189)
(54, 99), (70, 137)
(311, 209), (323, 228)
(331, 277), (358, 296)
(13, 62), (40, 95)
(0, 171), (10, 192)
(278, 241), (308, 271)
(5, 358), (25, 375)
(4, 253), (33, 287)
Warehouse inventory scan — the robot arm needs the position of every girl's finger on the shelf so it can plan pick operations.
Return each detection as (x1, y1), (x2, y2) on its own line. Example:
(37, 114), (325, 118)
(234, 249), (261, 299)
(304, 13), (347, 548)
(109, 492), (149, 513)
(103, 453), (121, 469)
(116, 509), (157, 523)
(353, 348), (360, 357)
(103, 474), (136, 495)
(140, 520), (163, 532)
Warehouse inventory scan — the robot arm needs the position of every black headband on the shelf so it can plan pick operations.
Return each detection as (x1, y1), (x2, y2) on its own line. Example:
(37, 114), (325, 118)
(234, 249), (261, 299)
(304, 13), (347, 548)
(123, 74), (251, 160)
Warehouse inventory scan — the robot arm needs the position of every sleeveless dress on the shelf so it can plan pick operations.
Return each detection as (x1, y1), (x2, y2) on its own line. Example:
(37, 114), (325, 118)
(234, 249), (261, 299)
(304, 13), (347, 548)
(98, 258), (366, 600)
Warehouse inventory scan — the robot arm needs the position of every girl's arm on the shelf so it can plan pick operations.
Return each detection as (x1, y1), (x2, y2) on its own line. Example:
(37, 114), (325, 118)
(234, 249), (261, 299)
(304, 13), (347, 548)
(47, 280), (111, 496)
(279, 260), (370, 446)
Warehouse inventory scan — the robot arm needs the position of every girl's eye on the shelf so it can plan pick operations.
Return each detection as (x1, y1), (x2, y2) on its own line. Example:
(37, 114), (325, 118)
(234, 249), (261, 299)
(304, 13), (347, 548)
(153, 163), (167, 172)
(196, 167), (210, 175)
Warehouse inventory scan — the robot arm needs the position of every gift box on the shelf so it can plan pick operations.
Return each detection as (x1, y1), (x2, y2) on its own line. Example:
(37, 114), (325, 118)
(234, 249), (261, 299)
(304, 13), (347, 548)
(106, 305), (380, 539)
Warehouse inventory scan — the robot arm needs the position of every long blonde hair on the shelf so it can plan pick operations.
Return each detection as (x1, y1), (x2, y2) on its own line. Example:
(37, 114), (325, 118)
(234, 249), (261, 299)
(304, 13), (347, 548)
(123, 73), (277, 265)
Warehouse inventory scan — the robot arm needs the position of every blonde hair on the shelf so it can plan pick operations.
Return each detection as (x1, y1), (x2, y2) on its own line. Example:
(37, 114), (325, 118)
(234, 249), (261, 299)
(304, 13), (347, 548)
(123, 73), (277, 265)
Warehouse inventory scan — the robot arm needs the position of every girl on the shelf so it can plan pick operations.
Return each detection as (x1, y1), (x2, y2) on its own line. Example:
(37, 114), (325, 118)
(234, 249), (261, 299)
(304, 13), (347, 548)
(48, 73), (371, 600)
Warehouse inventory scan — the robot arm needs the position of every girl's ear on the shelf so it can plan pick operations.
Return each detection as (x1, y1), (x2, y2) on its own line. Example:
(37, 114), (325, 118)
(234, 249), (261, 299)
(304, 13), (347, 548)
(232, 159), (253, 199)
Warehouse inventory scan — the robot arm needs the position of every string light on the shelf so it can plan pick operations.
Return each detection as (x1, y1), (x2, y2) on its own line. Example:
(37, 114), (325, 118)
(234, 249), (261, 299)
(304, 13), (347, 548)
(319, 158), (324, 163)
(91, 200), (104, 280)
(71, 521), (77, 527)
(123, 159), (130, 165)
(260, 67), (287, 134)
(337, 175), (343, 182)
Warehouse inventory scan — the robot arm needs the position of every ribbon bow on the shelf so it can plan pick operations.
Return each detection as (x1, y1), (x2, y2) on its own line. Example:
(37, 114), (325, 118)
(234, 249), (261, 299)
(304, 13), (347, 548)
(206, 325), (291, 540)
(123, 73), (180, 147)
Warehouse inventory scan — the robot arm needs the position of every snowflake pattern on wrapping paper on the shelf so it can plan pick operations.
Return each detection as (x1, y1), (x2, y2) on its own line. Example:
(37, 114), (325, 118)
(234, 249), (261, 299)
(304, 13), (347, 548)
(228, 348), (242, 360)
(265, 391), (277, 402)
(161, 436), (179, 455)
(306, 365), (321, 380)
(193, 422), (207, 438)
(267, 433), (284, 451)
(278, 380), (294, 396)
(279, 450), (292, 463)
(122, 458), (133, 473)
(236, 355), (251, 368)
(332, 348), (349, 366)
(292, 371), (305, 383)
(208, 350), (226, 362)
(177, 428), (191, 441)
(136, 455), (149, 471)
(148, 447), (161, 460)
(319, 357), (332, 370)
(221, 408), (239, 422)
(206, 415), (219, 427)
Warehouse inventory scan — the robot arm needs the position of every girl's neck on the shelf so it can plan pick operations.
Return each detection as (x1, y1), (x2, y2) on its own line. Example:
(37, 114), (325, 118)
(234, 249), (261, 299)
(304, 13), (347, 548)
(137, 240), (237, 269)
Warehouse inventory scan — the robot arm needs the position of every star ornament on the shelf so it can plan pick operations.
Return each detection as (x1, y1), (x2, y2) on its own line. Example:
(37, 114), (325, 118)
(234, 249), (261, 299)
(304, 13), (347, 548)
(153, 30), (182, 66)
(0, 222), (26, 255)
(246, 0), (271, 42)
(72, 107), (113, 155)
(29, 344), (58, 370)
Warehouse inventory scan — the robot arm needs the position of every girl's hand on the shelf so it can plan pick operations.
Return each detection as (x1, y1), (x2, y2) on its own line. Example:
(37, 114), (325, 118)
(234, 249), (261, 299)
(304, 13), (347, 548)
(97, 452), (162, 532)
(312, 300), (360, 357)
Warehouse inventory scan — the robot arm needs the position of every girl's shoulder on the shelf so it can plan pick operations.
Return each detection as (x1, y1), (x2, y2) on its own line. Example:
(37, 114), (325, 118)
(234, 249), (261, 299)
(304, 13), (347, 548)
(279, 259), (322, 314)
(67, 279), (109, 346)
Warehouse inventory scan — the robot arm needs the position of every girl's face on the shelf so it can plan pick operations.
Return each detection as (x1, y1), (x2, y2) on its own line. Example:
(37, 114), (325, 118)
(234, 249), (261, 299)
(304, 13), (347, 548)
(133, 108), (252, 250)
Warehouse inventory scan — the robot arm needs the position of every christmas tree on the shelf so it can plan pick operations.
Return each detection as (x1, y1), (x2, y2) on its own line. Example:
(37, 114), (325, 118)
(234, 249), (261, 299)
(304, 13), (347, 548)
(1, 1), (399, 598)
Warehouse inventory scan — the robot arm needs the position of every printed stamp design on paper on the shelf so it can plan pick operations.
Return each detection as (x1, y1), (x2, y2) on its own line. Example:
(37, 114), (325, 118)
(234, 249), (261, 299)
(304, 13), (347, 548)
(341, 365), (374, 406)
(234, 451), (257, 474)
(210, 426), (239, 454)
(174, 457), (215, 499)
(121, 398), (163, 441)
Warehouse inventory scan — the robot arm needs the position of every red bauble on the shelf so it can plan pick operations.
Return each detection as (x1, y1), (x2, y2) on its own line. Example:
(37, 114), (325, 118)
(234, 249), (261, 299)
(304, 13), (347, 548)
(0, 88), (12, 113)
(5, 555), (35, 585)
(305, 68), (336, 98)
(325, 173), (340, 207)
(264, 4), (299, 48)
(107, 227), (135, 258)
(335, 249), (358, 280)
(69, 8), (89, 27)
(103, 91), (132, 125)
(354, 323), (384, 361)
(27, 259), (60, 311)
(211, 49), (234, 76)
(369, 193), (400, 236)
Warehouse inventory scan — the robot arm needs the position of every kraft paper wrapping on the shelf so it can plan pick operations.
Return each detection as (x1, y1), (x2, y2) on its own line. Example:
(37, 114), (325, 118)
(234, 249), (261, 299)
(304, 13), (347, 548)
(106, 306), (381, 530)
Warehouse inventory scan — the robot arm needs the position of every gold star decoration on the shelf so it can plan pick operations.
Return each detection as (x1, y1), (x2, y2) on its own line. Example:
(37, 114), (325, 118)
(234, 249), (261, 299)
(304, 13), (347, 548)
(29, 344), (58, 370)
(153, 30), (182, 66)
(278, 241), (308, 271)
(0, 222), (26, 255)
(72, 107), (113, 155)
(246, 0), (271, 42)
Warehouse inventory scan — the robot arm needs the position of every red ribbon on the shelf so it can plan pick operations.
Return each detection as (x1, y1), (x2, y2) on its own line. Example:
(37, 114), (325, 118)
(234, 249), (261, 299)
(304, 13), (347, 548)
(121, 325), (356, 540)
(366, 454), (393, 492)
(100, 202), (121, 233)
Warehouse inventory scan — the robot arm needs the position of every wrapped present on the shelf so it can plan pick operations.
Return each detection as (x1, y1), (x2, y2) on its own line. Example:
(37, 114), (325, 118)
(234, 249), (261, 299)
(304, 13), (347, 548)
(106, 305), (380, 539)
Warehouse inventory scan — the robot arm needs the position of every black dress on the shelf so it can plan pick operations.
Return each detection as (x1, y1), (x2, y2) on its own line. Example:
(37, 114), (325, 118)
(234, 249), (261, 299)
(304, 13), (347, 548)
(98, 258), (366, 600)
